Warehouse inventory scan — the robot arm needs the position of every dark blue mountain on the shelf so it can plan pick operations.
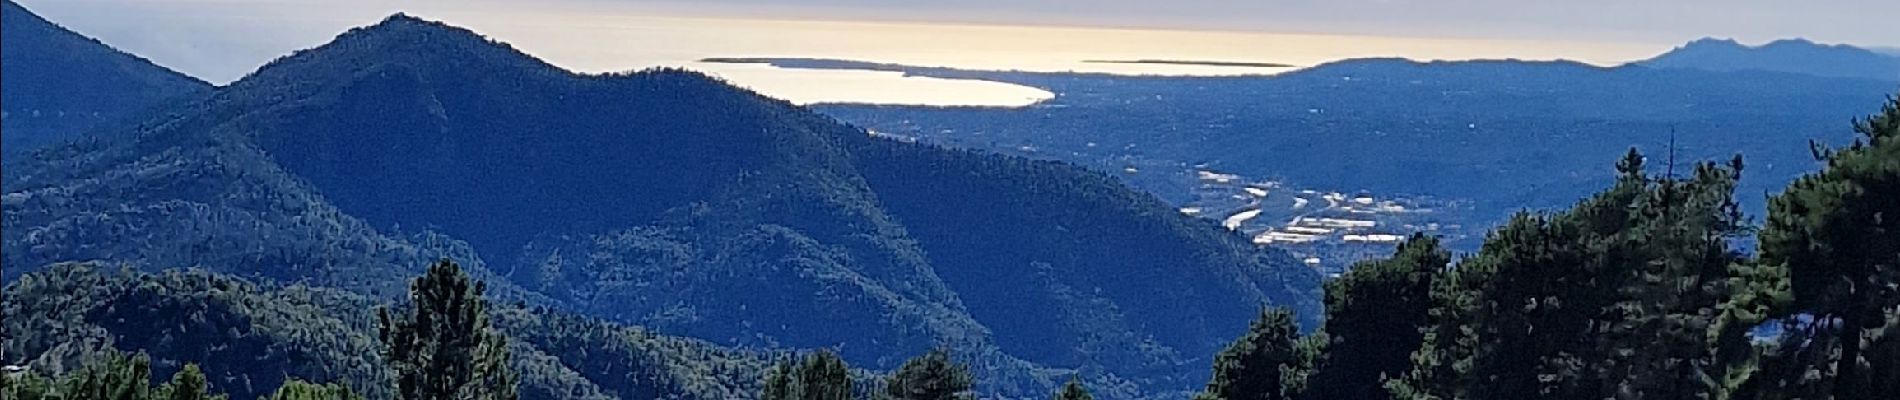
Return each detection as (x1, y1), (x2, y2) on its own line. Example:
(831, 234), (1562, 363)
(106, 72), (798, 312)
(0, 0), (210, 154)
(1, 14), (1319, 398)
(1638, 37), (1900, 81)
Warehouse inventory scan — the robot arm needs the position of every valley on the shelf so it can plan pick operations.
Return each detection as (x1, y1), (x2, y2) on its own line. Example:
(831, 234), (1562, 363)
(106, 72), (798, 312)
(1179, 170), (1474, 276)
(745, 55), (1899, 269)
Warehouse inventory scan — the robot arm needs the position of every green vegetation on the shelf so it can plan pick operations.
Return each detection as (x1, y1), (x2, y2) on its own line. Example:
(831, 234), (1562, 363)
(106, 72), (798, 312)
(263, 380), (365, 400)
(1194, 307), (1320, 400)
(1192, 95), (1899, 400)
(762, 350), (854, 400)
(1759, 94), (1899, 400)
(0, 352), (227, 400)
(159, 364), (227, 400)
(1306, 235), (1447, 400)
(1052, 377), (1094, 400)
(379, 260), (518, 400)
(0, 263), (771, 400)
(880, 349), (974, 400)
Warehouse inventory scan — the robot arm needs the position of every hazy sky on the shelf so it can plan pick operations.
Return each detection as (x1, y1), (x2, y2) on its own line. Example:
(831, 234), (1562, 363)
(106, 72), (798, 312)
(633, 0), (1900, 46)
(15, 0), (1897, 84)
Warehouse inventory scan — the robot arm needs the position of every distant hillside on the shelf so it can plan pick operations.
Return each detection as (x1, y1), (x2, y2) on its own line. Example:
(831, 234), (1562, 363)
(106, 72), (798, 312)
(1638, 38), (1900, 81)
(0, 0), (210, 154)
(0, 263), (773, 400)
(1, 13), (1319, 398)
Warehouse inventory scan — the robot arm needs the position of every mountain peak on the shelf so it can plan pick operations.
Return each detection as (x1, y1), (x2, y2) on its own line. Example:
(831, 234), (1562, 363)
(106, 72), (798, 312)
(232, 12), (562, 90)
(1676, 37), (1858, 52)
(1684, 37), (1743, 47)
(1640, 37), (1899, 81)
(355, 12), (463, 38)
(1764, 38), (1819, 46)
(382, 12), (427, 24)
(338, 12), (495, 49)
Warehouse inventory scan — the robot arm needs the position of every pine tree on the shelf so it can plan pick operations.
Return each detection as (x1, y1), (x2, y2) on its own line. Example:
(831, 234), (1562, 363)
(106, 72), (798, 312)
(378, 259), (519, 400)
(1052, 376), (1093, 400)
(1863, 308), (1900, 398)
(1309, 234), (1448, 400)
(1388, 149), (1750, 400)
(1727, 318), (1835, 400)
(1196, 307), (1315, 400)
(881, 348), (972, 400)
(1759, 94), (1900, 400)
(764, 350), (853, 400)
(1602, 158), (1750, 400)
(156, 364), (226, 400)
(263, 380), (365, 400)
(763, 359), (796, 400)
(1386, 251), (1487, 400)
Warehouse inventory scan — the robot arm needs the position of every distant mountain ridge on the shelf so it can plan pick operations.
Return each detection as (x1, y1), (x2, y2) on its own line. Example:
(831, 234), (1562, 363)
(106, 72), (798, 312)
(0, 0), (210, 154)
(2, 13), (1320, 398)
(1638, 37), (1900, 81)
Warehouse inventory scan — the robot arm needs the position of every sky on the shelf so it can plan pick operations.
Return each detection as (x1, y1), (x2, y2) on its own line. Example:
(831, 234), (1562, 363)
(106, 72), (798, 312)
(629, 0), (1900, 46)
(14, 0), (1898, 85)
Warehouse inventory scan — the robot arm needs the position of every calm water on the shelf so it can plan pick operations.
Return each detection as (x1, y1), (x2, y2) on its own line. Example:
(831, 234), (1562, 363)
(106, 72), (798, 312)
(25, 1), (1670, 106)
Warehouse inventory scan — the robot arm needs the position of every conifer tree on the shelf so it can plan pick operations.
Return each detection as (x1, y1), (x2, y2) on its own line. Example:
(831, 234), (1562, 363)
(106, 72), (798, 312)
(797, 350), (853, 400)
(764, 350), (853, 400)
(881, 348), (972, 400)
(1052, 376), (1093, 400)
(1759, 95), (1900, 400)
(1863, 309), (1900, 397)
(1602, 157), (1750, 400)
(1456, 151), (1656, 400)
(1386, 242), (1493, 400)
(1309, 234), (1448, 400)
(378, 259), (519, 400)
(1388, 149), (1753, 400)
(1196, 307), (1316, 400)
(763, 359), (796, 400)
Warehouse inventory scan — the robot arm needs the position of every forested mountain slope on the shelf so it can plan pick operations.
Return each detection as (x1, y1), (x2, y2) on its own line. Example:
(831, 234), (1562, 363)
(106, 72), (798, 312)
(0, 263), (773, 400)
(0, 0), (210, 154)
(0, 14), (1318, 398)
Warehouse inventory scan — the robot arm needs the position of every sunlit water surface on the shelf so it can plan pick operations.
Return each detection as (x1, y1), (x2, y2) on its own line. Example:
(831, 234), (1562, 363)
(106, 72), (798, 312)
(23, 1), (1670, 106)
